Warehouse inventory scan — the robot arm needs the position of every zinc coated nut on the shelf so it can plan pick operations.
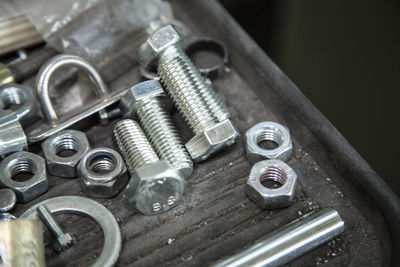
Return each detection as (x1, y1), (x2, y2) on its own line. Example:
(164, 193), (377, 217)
(0, 151), (48, 203)
(245, 159), (297, 210)
(245, 121), (293, 163)
(42, 130), (90, 178)
(78, 147), (129, 198)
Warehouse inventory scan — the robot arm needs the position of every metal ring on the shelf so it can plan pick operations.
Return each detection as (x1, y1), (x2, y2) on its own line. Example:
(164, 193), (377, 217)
(185, 38), (229, 80)
(36, 54), (109, 123)
(20, 196), (121, 267)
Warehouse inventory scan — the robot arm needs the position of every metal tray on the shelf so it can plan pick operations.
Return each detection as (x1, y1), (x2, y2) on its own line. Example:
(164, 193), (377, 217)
(13, 0), (400, 266)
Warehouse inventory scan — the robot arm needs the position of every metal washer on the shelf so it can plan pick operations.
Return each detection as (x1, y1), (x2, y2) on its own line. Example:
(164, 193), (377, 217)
(20, 196), (121, 267)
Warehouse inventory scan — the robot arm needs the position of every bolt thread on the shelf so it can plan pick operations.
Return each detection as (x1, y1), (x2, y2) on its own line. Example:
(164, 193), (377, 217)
(113, 119), (159, 173)
(37, 205), (63, 236)
(158, 45), (229, 134)
(136, 98), (193, 177)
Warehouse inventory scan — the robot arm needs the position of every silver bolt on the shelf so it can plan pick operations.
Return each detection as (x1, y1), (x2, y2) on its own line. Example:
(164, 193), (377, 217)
(119, 80), (193, 178)
(36, 205), (75, 252)
(113, 119), (186, 215)
(138, 25), (240, 162)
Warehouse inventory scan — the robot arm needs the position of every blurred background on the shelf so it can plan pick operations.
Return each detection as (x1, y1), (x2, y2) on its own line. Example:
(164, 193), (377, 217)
(220, 0), (400, 196)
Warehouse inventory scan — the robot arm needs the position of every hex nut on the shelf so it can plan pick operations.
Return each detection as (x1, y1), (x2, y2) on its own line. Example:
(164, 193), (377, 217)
(42, 130), (90, 178)
(119, 80), (165, 118)
(0, 188), (17, 212)
(245, 121), (293, 163)
(186, 119), (240, 162)
(0, 151), (48, 203)
(78, 147), (128, 198)
(0, 83), (40, 127)
(138, 24), (181, 70)
(245, 159), (297, 210)
(125, 160), (186, 215)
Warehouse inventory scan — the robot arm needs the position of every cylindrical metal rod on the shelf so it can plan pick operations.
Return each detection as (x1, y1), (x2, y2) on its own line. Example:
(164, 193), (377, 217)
(214, 208), (344, 267)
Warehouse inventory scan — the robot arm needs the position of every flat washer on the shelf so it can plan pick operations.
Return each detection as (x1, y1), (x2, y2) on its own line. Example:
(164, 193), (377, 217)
(0, 188), (17, 212)
(20, 196), (121, 267)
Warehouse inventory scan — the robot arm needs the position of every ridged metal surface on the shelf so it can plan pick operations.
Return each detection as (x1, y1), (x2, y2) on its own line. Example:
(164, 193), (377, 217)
(113, 119), (158, 173)
(159, 45), (229, 134)
(137, 97), (193, 177)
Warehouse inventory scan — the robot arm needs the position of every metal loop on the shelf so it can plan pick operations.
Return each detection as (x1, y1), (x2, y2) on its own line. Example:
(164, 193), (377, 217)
(36, 54), (109, 123)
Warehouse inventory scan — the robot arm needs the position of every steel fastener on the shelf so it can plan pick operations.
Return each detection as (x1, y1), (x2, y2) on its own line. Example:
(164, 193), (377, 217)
(113, 119), (186, 215)
(0, 110), (27, 158)
(78, 147), (129, 198)
(42, 129), (90, 178)
(37, 204), (75, 252)
(138, 25), (239, 162)
(0, 151), (48, 203)
(246, 159), (297, 210)
(119, 80), (193, 178)
(245, 121), (293, 163)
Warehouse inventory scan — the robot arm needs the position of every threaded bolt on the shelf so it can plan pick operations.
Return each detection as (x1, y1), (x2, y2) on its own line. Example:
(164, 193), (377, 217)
(36, 205), (75, 252)
(119, 80), (193, 178)
(113, 119), (186, 215)
(138, 25), (240, 162)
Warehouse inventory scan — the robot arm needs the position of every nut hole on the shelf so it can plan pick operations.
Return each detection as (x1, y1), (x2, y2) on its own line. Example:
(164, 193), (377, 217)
(88, 153), (116, 174)
(1, 87), (25, 111)
(52, 135), (80, 157)
(256, 128), (284, 150)
(9, 158), (35, 182)
(259, 166), (287, 189)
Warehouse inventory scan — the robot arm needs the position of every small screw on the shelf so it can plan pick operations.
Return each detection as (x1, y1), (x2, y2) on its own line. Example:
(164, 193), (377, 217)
(37, 205), (75, 252)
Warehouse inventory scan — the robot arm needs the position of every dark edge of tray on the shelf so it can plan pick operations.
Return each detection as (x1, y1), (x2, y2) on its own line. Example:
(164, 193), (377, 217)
(196, 0), (400, 265)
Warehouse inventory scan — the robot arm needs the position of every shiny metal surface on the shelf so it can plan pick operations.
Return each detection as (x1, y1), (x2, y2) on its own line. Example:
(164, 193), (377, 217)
(246, 121), (293, 163)
(214, 208), (345, 267)
(37, 204), (75, 252)
(0, 220), (46, 267)
(78, 147), (128, 198)
(120, 80), (193, 178)
(113, 119), (186, 215)
(27, 87), (127, 144)
(138, 25), (239, 162)
(36, 54), (109, 123)
(0, 213), (16, 221)
(0, 110), (27, 158)
(246, 159), (297, 210)
(20, 196), (122, 267)
(0, 151), (48, 203)
(0, 83), (40, 127)
(0, 188), (17, 212)
(41, 129), (90, 178)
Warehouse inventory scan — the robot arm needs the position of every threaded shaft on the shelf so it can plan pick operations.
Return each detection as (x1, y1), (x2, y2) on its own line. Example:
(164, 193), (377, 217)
(113, 119), (158, 174)
(158, 45), (229, 134)
(136, 97), (193, 178)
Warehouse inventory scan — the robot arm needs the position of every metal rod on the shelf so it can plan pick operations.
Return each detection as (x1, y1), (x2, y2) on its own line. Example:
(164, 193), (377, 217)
(214, 208), (345, 267)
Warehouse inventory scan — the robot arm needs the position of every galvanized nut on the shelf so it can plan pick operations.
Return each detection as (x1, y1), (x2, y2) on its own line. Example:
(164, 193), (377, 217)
(78, 147), (128, 198)
(0, 151), (48, 203)
(245, 121), (293, 163)
(42, 130), (90, 178)
(0, 83), (40, 127)
(245, 159), (297, 210)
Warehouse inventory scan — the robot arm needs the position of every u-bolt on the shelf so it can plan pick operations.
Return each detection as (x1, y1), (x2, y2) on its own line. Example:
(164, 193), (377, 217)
(36, 54), (109, 123)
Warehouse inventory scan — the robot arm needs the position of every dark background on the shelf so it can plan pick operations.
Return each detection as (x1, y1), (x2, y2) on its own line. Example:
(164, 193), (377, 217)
(220, 0), (400, 196)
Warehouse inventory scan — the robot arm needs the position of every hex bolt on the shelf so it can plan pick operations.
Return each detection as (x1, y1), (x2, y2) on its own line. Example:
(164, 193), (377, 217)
(119, 80), (193, 178)
(138, 25), (240, 162)
(113, 119), (186, 215)
(36, 205), (75, 252)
